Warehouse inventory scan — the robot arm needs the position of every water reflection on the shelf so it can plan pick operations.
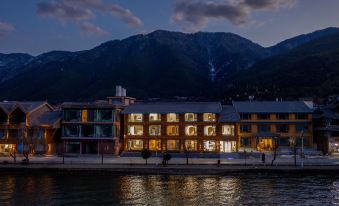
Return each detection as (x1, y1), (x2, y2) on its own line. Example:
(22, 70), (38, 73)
(0, 172), (336, 205)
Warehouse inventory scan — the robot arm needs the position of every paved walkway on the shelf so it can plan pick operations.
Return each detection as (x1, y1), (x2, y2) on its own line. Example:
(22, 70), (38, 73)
(1, 154), (339, 166)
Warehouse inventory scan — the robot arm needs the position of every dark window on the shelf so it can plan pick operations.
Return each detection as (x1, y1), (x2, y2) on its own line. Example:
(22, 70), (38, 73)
(240, 125), (251, 133)
(63, 125), (79, 137)
(277, 113), (289, 120)
(258, 125), (271, 132)
(64, 110), (81, 122)
(279, 138), (290, 146)
(82, 125), (95, 137)
(96, 110), (113, 122)
(0, 109), (7, 123)
(241, 137), (251, 146)
(240, 113), (251, 120)
(296, 124), (308, 132)
(276, 125), (289, 133)
(87, 110), (95, 122)
(296, 113), (308, 120)
(0, 129), (5, 139)
(258, 114), (270, 120)
(96, 125), (113, 137)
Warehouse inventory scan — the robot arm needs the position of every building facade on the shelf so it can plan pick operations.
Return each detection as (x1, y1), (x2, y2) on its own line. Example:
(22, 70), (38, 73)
(233, 101), (314, 152)
(122, 102), (239, 153)
(0, 101), (60, 155)
(313, 104), (339, 154)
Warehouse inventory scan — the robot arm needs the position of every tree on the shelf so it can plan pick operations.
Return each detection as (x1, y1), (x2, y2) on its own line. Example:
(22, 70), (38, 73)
(9, 147), (16, 163)
(162, 152), (171, 167)
(184, 145), (192, 165)
(141, 149), (151, 165)
(270, 138), (279, 166)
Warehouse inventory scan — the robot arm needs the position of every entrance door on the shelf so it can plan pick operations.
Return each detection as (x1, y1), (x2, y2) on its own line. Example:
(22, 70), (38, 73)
(257, 139), (273, 151)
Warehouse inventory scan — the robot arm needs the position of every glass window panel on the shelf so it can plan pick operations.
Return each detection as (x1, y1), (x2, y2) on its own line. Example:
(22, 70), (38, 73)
(185, 113), (197, 122)
(128, 125), (143, 135)
(64, 110), (81, 122)
(203, 140), (216, 152)
(128, 114), (143, 122)
(185, 140), (198, 151)
(222, 125), (235, 136)
(185, 125), (197, 136)
(149, 125), (161, 136)
(96, 110), (113, 122)
(64, 125), (79, 137)
(203, 113), (216, 122)
(96, 125), (113, 137)
(204, 126), (216, 136)
(167, 113), (179, 122)
(149, 113), (161, 122)
(167, 126), (179, 136)
(167, 140), (180, 151)
(127, 140), (143, 150)
(149, 139), (161, 151)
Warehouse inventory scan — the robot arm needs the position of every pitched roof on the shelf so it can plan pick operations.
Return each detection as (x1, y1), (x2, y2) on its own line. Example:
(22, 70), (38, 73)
(0, 101), (52, 114)
(34, 111), (61, 127)
(219, 106), (239, 122)
(233, 101), (313, 113)
(122, 102), (222, 114)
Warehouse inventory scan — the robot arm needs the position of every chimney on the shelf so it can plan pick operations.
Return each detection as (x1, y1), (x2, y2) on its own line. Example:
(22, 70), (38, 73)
(115, 85), (122, 96)
(122, 88), (127, 97)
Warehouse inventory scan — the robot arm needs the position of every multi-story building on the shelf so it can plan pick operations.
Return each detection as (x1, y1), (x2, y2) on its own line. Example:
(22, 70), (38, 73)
(60, 92), (135, 154)
(313, 104), (339, 154)
(233, 101), (314, 152)
(122, 102), (239, 153)
(0, 101), (60, 155)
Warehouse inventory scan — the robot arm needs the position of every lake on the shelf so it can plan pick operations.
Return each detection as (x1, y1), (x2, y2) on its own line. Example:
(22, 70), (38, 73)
(0, 171), (338, 205)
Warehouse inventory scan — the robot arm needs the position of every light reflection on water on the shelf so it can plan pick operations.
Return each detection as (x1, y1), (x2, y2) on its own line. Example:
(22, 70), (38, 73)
(0, 172), (337, 206)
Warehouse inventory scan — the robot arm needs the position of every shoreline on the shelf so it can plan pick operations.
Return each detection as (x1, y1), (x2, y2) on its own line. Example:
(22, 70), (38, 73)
(1, 164), (339, 175)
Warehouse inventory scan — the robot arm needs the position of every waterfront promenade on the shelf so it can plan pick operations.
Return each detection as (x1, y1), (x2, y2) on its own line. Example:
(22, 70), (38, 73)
(1, 154), (339, 166)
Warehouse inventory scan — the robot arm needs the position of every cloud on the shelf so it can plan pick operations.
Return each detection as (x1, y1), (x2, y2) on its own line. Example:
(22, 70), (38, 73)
(172, 0), (297, 31)
(0, 21), (15, 31)
(0, 21), (15, 38)
(37, 0), (143, 36)
(80, 21), (108, 36)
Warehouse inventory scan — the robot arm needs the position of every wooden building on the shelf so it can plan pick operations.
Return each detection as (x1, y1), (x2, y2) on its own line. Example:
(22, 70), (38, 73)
(0, 101), (60, 155)
(233, 101), (314, 152)
(122, 102), (239, 153)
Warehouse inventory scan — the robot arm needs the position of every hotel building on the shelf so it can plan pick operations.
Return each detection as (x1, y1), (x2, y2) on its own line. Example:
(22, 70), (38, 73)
(0, 101), (60, 155)
(122, 102), (239, 153)
(60, 91), (135, 154)
(233, 101), (314, 152)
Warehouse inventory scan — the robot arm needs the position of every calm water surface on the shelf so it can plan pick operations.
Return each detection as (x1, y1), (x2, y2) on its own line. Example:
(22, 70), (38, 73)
(0, 172), (338, 205)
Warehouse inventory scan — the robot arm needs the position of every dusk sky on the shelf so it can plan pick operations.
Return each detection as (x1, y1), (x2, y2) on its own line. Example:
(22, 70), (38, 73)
(1, 0), (339, 55)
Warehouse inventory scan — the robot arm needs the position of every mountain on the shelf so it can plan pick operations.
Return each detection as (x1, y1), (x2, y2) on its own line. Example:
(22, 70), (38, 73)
(0, 30), (268, 101)
(0, 28), (338, 101)
(268, 27), (339, 55)
(232, 32), (339, 99)
(0, 53), (33, 82)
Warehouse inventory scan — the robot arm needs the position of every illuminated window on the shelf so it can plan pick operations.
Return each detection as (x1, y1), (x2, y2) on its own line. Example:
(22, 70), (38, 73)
(203, 113), (216, 122)
(185, 140), (198, 151)
(203, 140), (216, 152)
(128, 114), (143, 122)
(220, 141), (237, 152)
(167, 125), (179, 136)
(222, 125), (234, 136)
(185, 125), (197, 136)
(167, 113), (179, 122)
(82, 110), (88, 122)
(149, 113), (161, 122)
(149, 139), (161, 151)
(204, 126), (216, 136)
(149, 125), (161, 136)
(127, 139), (143, 150)
(127, 125), (143, 135)
(185, 113), (197, 122)
(167, 140), (180, 151)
